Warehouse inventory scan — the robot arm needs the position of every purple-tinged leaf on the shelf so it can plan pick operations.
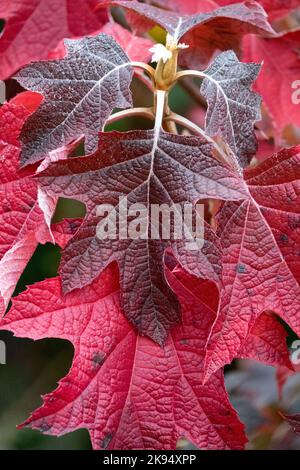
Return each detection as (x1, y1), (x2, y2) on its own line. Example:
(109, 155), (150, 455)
(201, 50), (262, 169)
(16, 33), (134, 167)
(100, 1), (275, 66)
(37, 129), (247, 343)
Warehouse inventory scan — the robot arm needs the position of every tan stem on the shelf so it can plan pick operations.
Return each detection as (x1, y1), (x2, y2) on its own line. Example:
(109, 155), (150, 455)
(175, 70), (206, 82)
(163, 119), (178, 133)
(131, 61), (156, 79)
(165, 112), (208, 138)
(105, 107), (155, 128)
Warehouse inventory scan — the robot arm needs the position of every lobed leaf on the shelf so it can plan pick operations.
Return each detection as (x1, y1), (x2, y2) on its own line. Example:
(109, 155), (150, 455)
(242, 31), (300, 138)
(37, 129), (247, 344)
(16, 33), (134, 167)
(204, 146), (300, 379)
(100, 0), (275, 67)
(0, 264), (247, 450)
(201, 50), (262, 169)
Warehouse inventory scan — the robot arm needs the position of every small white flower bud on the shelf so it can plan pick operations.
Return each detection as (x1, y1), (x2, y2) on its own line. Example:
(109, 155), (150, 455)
(149, 44), (172, 64)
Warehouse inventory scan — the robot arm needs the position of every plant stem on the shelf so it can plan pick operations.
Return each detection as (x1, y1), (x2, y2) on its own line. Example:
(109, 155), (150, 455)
(105, 107), (155, 128)
(131, 61), (156, 79)
(164, 112), (208, 138)
(154, 90), (167, 132)
(175, 70), (206, 82)
(163, 119), (178, 133)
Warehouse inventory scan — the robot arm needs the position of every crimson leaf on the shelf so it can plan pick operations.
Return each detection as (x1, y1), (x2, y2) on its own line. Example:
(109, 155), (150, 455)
(0, 0), (108, 80)
(242, 31), (300, 138)
(0, 92), (53, 311)
(0, 264), (247, 450)
(171, 263), (293, 370)
(204, 146), (300, 379)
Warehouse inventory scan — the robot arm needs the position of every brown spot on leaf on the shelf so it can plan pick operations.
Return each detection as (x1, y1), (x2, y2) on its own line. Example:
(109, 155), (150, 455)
(101, 432), (113, 449)
(92, 352), (106, 368)
(279, 234), (289, 243)
(40, 422), (51, 432)
(70, 221), (81, 233)
(236, 263), (247, 274)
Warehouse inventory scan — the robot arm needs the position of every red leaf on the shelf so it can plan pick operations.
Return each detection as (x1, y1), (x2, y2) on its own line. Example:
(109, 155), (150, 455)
(100, 22), (154, 63)
(51, 219), (83, 249)
(0, 0), (108, 80)
(0, 92), (76, 312)
(204, 146), (300, 378)
(0, 264), (247, 450)
(101, 0), (275, 67)
(239, 312), (292, 369)
(217, 0), (300, 23)
(0, 92), (48, 311)
(170, 263), (292, 369)
(146, 0), (221, 14)
(37, 129), (247, 344)
(242, 32), (300, 137)
(149, 0), (300, 21)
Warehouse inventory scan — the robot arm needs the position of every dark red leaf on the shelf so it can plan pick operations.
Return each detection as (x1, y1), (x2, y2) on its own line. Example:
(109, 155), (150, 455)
(217, 0), (300, 23)
(37, 129), (247, 343)
(201, 50), (261, 169)
(149, 0), (300, 21)
(100, 0), (275, 67)
(16, 33), (134, 167)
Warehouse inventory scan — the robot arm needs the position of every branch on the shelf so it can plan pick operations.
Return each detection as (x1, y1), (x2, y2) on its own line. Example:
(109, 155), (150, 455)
(165, 112), (209, 139)
(105, 107), (155, 128)
(175, 69), (229, 117)
(175, 70), (206, 81)
(131, 61), (156, 79)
